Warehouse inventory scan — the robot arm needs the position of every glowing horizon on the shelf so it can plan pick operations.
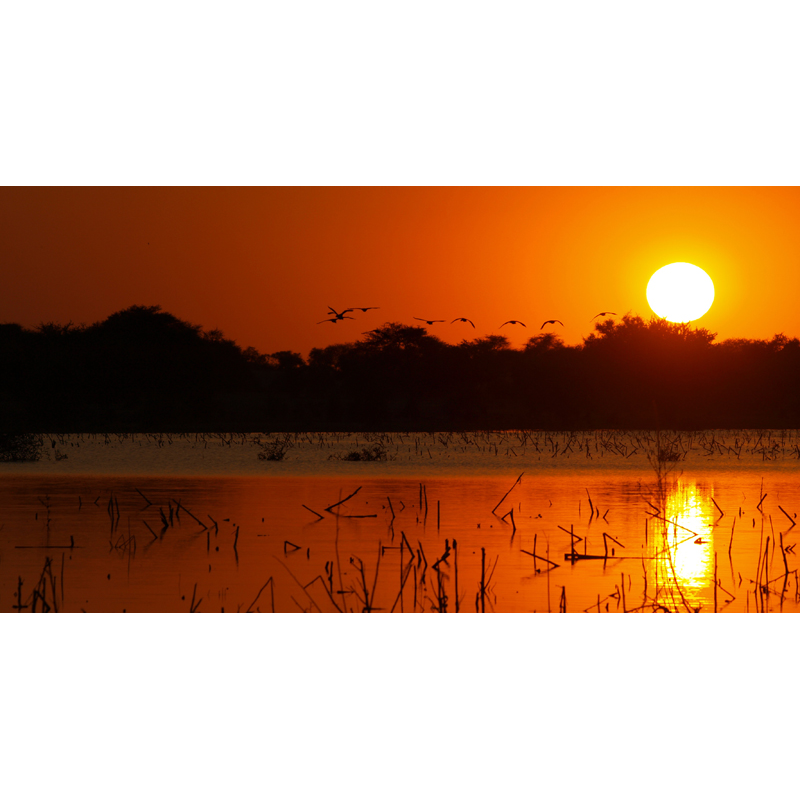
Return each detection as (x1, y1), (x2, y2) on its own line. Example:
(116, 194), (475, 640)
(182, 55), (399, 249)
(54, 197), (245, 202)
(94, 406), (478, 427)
(1, 187), (799, 357)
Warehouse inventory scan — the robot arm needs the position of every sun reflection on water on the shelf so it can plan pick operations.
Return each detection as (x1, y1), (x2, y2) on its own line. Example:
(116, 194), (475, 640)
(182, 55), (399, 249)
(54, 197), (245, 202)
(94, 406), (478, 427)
(651, 480), (715, 606)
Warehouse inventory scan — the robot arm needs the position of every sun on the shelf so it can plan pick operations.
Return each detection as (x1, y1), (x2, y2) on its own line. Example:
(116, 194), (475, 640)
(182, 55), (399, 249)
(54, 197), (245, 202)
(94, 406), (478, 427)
(646, 262), (715, 323)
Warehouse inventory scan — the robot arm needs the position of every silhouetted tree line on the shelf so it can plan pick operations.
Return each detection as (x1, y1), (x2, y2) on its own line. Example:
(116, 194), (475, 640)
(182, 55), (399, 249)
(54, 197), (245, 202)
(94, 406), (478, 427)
(1, 305), (799, 432)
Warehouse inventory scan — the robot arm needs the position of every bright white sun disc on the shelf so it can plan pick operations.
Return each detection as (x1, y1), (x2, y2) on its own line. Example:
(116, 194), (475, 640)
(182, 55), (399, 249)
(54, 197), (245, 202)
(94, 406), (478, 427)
(646, 262), (714, 322)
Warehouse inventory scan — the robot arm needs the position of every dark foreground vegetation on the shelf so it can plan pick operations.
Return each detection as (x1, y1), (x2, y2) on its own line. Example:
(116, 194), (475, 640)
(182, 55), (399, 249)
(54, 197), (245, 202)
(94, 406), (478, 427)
(1, 305), (799, 433)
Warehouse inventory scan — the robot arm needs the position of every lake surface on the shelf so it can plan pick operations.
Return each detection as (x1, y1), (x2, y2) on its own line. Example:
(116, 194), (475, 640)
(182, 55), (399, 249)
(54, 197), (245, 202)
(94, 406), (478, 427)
(3, 430), (800, 612)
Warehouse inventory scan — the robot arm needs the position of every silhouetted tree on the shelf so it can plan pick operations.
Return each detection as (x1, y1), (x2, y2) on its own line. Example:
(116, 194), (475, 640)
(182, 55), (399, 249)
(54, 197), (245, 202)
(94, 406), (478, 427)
(3, 308), (799, 431)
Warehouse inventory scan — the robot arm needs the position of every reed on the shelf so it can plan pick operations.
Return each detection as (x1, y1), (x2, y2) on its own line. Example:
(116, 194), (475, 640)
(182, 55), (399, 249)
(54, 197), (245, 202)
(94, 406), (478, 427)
(302, 504), (325, 520)
(492, 472), (523, 515)
(325, 486), (362, 513)
(10, 430), (800, 613)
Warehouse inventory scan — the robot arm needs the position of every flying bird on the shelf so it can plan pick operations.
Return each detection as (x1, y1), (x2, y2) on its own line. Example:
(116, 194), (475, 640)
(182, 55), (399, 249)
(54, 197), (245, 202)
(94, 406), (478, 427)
(540, 319), (564, 329)
(451, 317), (475, 328)
(590, 311), (617, 321)
(500, 320), (527, 328)
(317, 316), (354, 324)
(348, 306), (379, 312)
(327, 306), (353, 320)
(414, 317), (446, 325)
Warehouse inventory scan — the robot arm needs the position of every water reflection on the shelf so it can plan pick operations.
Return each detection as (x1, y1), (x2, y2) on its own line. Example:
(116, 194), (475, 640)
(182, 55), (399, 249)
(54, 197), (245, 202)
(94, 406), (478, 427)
(0, 468), (793, 612)
(650, 479), (715, 609)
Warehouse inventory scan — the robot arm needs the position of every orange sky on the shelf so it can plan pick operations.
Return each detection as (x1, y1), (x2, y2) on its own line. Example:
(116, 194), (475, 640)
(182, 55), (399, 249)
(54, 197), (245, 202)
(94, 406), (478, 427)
(1, 186), (798, 356)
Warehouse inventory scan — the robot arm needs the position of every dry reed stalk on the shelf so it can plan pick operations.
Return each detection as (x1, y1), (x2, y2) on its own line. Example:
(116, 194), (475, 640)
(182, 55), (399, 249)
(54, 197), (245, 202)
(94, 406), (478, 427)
(390, 559), (416, 613)
(272, 556), (324, 612)
(302, 575), (342, 613)
(431, 540), (451, 572)
(780, 532), (790, 587)
(492, 472), (524, 514)
(453, 538), (459, 613)
(417, 541), (428, 585)
(480, 547), (486, 613)
(716, 578), (735, 603)
(15, 539), (80, 550)
(756, 519), (764, 598)
(172, 499), (207, 530)
(325, 486), (362, 513)
(302, 504), (325, 520)
(189, 583), (202, 612)
(247, 577), (276, 612)
(521, 548), (559, 568)
(399, 537), (405, 612)
(650, 514), (701, 538)
(641, 546), (647, 601)
(369, 544), (382, 612)
(714, 552), (718, 612)
(135, 488), (152, 507)
(334, 512), (378, 518)
(602, 532), (624, 559)
(333, 503), (348, 614)
(143, 520), (158, 540)
(779, 506), (796, 529)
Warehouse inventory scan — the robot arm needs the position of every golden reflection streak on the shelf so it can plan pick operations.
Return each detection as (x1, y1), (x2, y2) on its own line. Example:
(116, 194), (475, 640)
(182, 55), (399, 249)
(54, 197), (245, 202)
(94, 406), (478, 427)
(648, 480), (715, 610)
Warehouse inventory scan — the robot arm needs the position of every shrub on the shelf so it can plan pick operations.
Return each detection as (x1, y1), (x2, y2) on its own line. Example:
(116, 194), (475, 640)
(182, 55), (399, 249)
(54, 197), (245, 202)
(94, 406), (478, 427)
(0, 433), (43, 462)
(330, 445), (391, 462)
(257, 437), (292, 461)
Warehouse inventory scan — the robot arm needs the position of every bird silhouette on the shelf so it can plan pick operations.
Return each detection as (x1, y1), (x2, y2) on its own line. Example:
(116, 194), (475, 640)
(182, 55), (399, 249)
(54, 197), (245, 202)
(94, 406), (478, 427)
(347, 306), (379, 312)
(590, 311), (617, 321)
(500, 320), (526, 328)
(451, 317), (475, 328)
(326, 306), (352, 320)
(414, 317), (446, 325)
(540, 319), (564, 329)
(318, 316), (355, 324)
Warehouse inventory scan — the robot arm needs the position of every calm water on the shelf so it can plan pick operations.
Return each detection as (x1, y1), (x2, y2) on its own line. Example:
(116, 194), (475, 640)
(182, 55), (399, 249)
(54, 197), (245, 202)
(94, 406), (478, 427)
(3, 431), (800, 612)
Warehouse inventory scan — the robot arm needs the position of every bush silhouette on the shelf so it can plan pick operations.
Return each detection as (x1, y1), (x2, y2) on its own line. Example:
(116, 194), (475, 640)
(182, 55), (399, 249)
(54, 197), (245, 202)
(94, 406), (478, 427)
(2, 308), (799, 431)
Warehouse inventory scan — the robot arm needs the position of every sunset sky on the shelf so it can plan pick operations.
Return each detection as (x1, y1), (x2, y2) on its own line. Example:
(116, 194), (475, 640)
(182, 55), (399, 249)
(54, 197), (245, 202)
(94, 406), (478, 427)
(2, 186), (799, 357)
(5, 1), (799, 793)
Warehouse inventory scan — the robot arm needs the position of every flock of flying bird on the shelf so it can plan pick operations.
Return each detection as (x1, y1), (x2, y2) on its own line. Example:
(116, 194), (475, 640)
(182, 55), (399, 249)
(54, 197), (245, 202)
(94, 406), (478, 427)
(318, 306), (618, 332)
